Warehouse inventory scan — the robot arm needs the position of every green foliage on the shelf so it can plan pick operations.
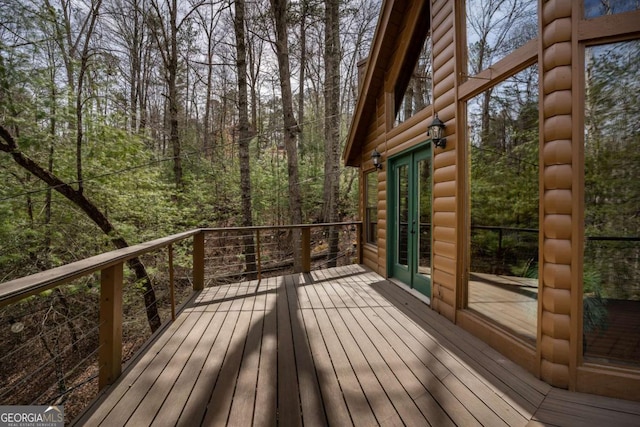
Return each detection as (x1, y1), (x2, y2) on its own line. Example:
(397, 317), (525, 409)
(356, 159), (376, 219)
(583, 264), (608, 334)
(0, 0), (364, 284)
(584, 40), (640, 302)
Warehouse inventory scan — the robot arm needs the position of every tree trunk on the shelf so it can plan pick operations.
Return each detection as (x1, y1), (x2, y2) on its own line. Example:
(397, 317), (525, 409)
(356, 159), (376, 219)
(323, 0), (341, 267)
(69, 0), (103, 195)
(169, 0), (182, 190)
(204, 40), (213, 158)
(270, 0), (303, 270)
(150, 0), (183, 190)
(0, 126), (162, 333)
(298, 0), (307, 152)
(45, 73), (56, 251)
(234, 0), (257, 279)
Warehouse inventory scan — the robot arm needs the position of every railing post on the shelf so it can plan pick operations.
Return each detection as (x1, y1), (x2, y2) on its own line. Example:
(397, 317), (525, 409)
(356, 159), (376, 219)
(356, 222), (363, 264)
(169, 244), (176, 321)
(301, 227), (311, 273)
(193, 231), (205, 291)
(99, 263), (123, 390)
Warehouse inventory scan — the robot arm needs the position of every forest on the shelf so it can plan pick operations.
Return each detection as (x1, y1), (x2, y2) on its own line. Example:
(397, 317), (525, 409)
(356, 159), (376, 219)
(0, 0), (380, 284)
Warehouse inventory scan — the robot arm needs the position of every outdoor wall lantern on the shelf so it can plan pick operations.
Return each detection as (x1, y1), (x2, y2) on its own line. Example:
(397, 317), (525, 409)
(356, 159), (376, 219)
(429, 113), (447, 149)
(371, 149), (383, 169)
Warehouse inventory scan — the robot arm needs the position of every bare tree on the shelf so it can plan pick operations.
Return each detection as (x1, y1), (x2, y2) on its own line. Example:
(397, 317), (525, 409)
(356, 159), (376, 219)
(247, 23), (264, 140)
(297, 0), (308, 147)
(323, 0), (340, 267)
(234, 0), (257, 277)
(466, 0), (536, 141)
(42, 0), (103, 196)
(148, 0), (205, 189)
(195, 1), (225, 158)
(270, 0), (303, 270)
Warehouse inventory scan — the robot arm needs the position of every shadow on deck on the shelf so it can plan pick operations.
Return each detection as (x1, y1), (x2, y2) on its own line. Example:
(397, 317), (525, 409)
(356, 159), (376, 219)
(74, 265), (640, 426)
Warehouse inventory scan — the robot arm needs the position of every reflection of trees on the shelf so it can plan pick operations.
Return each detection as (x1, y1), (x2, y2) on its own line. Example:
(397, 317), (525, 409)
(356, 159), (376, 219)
(584, 0), (640, 19)
(466, 0), (537, 138)
(584, 40), (640, 300)
(396, 35), (432, 124)
(469, 65), (539, 276)
(466, 0), (537, 74)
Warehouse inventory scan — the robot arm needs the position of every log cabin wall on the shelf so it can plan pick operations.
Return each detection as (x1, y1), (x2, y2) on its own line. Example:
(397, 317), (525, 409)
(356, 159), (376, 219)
(430, 0), (458, 322)
(539, 0), (574, 391)
(348, 0), (640, 401)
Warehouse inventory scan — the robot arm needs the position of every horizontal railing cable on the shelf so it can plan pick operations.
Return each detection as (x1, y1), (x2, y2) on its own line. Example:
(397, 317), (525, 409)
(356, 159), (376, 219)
(30, 345), (102, 406)
(0, 305), (97, 367)
(0, 320), (105, 404)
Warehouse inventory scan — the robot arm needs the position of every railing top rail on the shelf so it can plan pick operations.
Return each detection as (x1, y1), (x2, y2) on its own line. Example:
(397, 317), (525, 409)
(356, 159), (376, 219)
(0, 229), (201, 308)
(199, 221), (362, 233)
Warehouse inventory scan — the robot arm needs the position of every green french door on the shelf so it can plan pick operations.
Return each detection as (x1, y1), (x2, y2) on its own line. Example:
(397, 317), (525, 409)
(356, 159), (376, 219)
(389, 146), (432, 298)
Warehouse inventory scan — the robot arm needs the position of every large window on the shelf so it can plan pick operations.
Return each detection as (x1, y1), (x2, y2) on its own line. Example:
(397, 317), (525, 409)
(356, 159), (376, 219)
(365, 171), (378, 245)
(466, 0), (537, 77)
(467, 65), (539, 344)
(394, 34), (432, 126)
(583, 40), (640, 366)
(393, 4), (431, 127)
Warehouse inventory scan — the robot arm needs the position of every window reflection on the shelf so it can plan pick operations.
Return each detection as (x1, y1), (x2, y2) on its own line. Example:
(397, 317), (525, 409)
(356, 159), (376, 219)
(466, 0), (537, 77)
(584, 0), (640, 19)
(418, 159), (431, 276)
(467, 64), (539, 343)
(583, 40), (640, 366)
(395, 35), (432, 126)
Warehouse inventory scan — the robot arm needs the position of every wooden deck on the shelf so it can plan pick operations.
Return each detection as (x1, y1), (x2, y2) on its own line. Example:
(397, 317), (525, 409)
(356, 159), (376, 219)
(468, 273), (539, 343)
(75, 265), (640, 426)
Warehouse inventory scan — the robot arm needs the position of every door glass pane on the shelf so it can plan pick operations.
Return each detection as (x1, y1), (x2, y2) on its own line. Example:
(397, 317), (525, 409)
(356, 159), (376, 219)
(397, 164), (409, 267)
(365, 171), (377, 244)
(417, 159), (431, 276)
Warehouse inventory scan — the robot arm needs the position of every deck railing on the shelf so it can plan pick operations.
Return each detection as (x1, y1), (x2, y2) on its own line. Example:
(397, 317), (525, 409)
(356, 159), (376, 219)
(0, 222), (361, 420)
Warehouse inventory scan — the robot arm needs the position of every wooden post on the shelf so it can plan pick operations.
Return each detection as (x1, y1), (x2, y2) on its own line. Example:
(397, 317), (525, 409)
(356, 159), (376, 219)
(193, 231), (205, 291)
(169, 244), (175, 321)
(99, 263), (123, 389)
(301, 227), (311, 273)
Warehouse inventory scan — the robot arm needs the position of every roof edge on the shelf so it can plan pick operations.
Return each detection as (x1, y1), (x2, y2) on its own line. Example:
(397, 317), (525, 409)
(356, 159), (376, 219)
(343, 0), (396, 167)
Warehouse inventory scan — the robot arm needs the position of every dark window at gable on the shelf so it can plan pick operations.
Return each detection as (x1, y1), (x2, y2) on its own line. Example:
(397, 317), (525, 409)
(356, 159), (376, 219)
(394, 8), (432, 126)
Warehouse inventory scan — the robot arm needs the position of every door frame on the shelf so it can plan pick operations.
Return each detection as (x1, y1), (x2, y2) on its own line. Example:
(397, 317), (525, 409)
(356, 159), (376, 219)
(386, 141), (433, 298)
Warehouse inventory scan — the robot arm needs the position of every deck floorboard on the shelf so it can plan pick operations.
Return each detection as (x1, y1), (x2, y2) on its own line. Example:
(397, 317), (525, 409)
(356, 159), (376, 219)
(75, 265), (640, 426)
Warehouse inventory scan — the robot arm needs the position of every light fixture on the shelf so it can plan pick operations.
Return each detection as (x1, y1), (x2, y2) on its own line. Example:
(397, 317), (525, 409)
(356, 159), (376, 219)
(429, 113), (447, 149)
(371, 149), (382, 169)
